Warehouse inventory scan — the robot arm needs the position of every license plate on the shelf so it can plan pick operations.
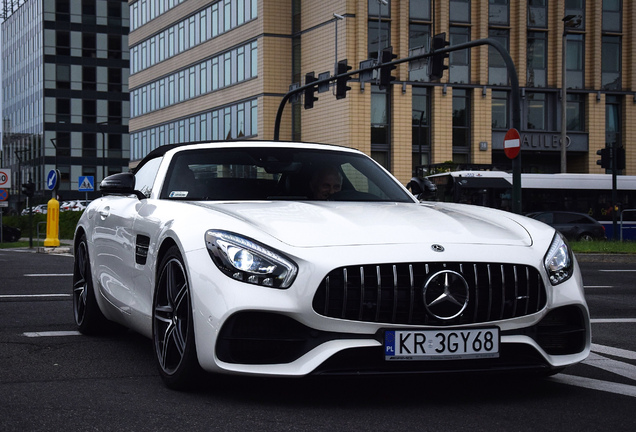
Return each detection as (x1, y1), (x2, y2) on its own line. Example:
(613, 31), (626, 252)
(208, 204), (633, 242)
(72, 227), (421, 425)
(384, 328), (499, 360)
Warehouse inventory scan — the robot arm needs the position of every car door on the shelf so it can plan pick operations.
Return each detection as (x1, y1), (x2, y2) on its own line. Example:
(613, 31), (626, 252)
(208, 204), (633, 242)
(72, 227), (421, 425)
(91, 195), (139, 313)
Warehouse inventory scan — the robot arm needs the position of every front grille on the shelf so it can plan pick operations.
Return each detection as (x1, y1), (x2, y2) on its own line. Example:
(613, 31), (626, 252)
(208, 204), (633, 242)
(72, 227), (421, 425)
(312, 262), (547, 326)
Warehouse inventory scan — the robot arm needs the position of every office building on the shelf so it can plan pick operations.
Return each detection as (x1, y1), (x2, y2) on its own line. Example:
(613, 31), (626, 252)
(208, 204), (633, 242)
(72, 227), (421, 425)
(1, 0), (130, 212)
(128, 0), (634, 186)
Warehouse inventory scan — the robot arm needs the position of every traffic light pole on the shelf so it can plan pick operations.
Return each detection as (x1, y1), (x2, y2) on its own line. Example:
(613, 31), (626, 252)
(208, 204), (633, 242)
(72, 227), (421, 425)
(273, 38), (522, 212)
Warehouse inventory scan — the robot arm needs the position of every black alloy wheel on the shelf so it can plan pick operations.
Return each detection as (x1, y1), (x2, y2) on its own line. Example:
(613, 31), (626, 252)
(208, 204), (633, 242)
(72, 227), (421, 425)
(152, 246), (202, 389)
(73, 234), (112, 334)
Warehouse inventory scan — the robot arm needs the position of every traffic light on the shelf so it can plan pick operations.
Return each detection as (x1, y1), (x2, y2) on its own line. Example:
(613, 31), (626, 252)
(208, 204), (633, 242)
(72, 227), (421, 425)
(303, 72), (318, 109)
(335, 60), (352, 99)
(21, 182), (35, 198)
(596, 147), (609, 169)
(429, 33), (450, 81)
(379, 47), (397, 90)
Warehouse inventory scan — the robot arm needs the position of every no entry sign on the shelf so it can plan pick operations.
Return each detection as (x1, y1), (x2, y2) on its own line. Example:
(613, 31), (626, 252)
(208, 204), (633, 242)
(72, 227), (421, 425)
(503, 128), (521, 159)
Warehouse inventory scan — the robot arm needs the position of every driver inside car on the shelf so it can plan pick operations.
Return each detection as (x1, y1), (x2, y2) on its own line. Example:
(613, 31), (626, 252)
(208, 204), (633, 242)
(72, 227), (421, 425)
(309, 165), (343, 200)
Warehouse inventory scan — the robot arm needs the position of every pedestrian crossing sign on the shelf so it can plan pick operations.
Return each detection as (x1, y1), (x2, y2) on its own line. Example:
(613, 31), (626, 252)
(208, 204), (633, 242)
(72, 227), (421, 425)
(78, 176), (95, 192)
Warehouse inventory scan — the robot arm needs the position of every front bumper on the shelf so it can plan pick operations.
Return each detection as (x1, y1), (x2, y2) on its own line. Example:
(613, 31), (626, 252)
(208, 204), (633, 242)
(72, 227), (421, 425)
(186, 245), (591, 377)
(214, 304), (589, 375)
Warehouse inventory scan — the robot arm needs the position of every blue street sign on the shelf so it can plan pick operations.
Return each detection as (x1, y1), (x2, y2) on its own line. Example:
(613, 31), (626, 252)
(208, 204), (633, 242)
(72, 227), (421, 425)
(47, 169), (60, 191)
(78, 176), (95, 192)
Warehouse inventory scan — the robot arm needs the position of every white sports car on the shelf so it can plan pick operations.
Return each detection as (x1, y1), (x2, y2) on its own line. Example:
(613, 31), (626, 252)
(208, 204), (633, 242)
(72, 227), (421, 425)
(73, 141), (590, 389)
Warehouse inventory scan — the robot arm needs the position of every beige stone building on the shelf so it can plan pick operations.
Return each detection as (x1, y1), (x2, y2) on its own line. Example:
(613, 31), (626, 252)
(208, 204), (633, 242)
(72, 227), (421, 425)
(128, 0), (635, 185)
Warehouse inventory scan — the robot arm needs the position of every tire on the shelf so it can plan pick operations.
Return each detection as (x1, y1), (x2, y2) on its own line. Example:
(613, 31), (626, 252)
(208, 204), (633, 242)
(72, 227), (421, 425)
(578, 233), (594, 241)
(73, 234), (115, 335)
(152, 246), (202, 390)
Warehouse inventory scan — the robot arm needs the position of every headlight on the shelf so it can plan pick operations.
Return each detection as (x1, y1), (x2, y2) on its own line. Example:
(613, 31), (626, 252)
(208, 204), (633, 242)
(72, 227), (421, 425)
(544, 232), (573, 285)
(205, 230), (297, 289)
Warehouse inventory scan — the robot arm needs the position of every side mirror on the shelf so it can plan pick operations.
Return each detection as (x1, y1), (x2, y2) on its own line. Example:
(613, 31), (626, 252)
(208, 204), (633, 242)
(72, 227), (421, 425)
(100, 172), (145, 200)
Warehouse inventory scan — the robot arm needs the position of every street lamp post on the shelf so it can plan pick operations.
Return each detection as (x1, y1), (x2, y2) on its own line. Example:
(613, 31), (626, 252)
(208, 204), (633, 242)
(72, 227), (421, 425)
(560, 14), (582, 173)
(377, 0), (387, 62)
(333, 13), (344, 76)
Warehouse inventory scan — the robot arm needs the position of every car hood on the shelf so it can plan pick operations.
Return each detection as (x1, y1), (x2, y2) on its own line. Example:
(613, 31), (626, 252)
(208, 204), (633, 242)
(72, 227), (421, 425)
(193, 201), (533, 248)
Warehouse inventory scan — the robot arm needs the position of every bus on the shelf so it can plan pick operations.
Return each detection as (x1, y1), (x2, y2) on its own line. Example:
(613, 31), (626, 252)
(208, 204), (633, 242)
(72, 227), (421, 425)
(422, 171), (636, 240)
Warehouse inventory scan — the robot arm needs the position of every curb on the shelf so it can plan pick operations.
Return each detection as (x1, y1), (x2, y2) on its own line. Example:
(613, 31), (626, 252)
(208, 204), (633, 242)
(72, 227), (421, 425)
(575, 253), (636, 263)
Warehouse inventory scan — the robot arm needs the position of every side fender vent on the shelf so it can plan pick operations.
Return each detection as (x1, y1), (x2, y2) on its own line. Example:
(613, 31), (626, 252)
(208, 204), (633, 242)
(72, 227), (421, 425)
(135, 235), (151, 265)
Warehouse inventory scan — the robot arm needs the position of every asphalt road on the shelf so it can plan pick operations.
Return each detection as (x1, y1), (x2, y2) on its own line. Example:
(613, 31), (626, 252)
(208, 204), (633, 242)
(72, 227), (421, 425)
(1, 249), (635, 431)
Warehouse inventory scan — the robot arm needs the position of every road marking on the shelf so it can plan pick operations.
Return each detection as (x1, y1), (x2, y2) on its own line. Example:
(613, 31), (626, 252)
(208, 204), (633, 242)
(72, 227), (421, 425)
(550, 344), (636, 397)
(592, 343), (636, 360)
(0, 294), (71, 299)
(23, 331), (81, 337)
(554, 344), (636, 397)
(599, 269), (636, 272)
(24, 273), (73, 277)
(591, 318), (636, 323)
(550, 375), (636, 398)
(585, 352), (636, 381)
(585, 285), (613, 288)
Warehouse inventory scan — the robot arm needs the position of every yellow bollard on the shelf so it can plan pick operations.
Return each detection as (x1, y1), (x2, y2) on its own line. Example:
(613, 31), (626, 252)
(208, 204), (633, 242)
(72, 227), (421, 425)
(43, 197), (60, 247)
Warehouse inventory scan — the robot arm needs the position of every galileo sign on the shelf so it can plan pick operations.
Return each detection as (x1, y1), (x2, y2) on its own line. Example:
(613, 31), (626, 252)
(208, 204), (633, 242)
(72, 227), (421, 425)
(492, 131), (588, 152)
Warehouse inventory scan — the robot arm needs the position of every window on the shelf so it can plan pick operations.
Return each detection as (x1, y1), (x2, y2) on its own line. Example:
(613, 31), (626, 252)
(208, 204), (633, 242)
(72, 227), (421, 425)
(83, 133), (97, 158)
(602, 0), (621, 32)
(56, 65), (71, 90)
(452, 89), (470, 161)
(56, 31), (70, 56)
(492, 90), (508, 129)
(449, 27), (470, 84)
(108, 68), (122, 92)
(108, 101), (122, 123)
(410, 0), (430, 20)
(528, 0), (547, 28)
(83, 66), (96, 91)
(108, 35), (122, 60)
(450, 0), (470, 23)
(56, 99), (71, 123)
(82, 33), (96, 58)
(412, 87), (430, 167)
(369, 0), (390, 17)
(371, 85), (390, 169)
(489, 0), (509, 26)
(135, 157), (163, 198)
(409, 23), (430, 81)
(565, 0), (585, 30)
(488, 29), (509, 85)
(368, 21), (390, 60)
(82, 100), (97, 124)
(57, 132), (71, 157)
(566, 34), (584, 89)
(601, 36), (621, 90)
(566, 94), (584, 132)
(371, 86), (388, 145)
(526, 93), (546, 130)
(527, 32), (547, 87)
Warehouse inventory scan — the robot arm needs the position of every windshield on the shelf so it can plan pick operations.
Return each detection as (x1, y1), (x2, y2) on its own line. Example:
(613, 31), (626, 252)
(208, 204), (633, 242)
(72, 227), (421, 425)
(159, 147), (414, 202)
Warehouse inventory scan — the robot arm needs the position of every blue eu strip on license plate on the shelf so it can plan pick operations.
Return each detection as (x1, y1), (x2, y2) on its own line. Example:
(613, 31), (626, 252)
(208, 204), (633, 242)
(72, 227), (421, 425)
(384, 328), (500, 360)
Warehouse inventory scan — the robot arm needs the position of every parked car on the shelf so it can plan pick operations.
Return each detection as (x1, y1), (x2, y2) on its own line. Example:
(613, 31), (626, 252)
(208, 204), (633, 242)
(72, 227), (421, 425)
(32, 204), (48, 215)
(73, 141), (591, 389)
(72, 200), (91, 211)
(1, 225), (21, 242)
(526, 211), (606, 241)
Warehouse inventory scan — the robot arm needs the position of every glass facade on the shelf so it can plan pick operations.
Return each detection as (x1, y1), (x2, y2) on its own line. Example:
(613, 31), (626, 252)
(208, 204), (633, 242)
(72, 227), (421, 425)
(130, 0), (258, 75)
(131, 41), (257, 118)
(1, 0), (130, 211)
(131, 99), (258, 160)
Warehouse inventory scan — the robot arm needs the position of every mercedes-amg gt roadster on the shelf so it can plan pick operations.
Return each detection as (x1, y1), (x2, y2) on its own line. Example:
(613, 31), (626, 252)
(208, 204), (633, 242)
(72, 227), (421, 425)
(73, 141), (590, 389)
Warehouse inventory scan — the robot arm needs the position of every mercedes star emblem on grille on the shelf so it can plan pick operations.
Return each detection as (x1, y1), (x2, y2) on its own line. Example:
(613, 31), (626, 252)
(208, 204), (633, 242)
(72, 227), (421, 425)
(423, 270), (469, 320)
